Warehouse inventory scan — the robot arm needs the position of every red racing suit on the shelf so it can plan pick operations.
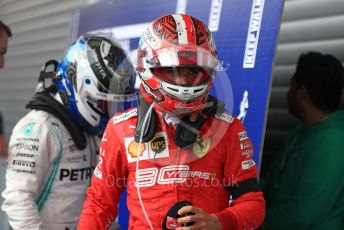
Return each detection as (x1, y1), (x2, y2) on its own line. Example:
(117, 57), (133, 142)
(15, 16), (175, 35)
(78, 108), (265, 229)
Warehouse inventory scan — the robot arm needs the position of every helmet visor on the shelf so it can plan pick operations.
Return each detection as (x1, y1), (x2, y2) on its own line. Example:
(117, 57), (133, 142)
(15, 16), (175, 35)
(83, 41), (136, 117)
(80, 76), (136, 118)
(106, 47), (136, 94)
(151, 67), (211, 86)
(146, 46), (222, 71)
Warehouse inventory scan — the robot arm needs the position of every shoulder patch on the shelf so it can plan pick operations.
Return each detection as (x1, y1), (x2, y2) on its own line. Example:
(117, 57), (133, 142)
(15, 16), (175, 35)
(23, 122), (36, 136)
(113, 108), (137, 124)
(215, 112), (234, 124)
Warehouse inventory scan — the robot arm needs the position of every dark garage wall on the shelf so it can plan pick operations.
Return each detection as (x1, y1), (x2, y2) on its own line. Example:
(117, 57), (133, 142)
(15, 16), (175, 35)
(261, 0), (344, 174)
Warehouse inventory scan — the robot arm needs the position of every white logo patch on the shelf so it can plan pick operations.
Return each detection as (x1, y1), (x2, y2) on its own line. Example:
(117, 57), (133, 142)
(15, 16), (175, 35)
(125, 132), (169, 163)
(101, 132), (108, 142)
(242, 160), (255, 170)
(238, 131), (248, 141)
(243, 0), (265, 68)
(215, 113), (234, 123)
(94, 167), (102, 179)
(240, 141), (252, 149)
(94, 148), (106, 179)
(242, 149), (254, 156)
(113, 109), (137, 124)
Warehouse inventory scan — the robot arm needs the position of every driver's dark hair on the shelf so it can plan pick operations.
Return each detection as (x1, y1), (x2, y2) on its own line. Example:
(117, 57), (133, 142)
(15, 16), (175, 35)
(293, 51), (344, 111)
(0, 20), (12, 37)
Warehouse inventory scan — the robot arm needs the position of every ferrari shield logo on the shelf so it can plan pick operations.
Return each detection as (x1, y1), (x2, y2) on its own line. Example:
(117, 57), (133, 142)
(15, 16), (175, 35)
(192, 137), (211, 158)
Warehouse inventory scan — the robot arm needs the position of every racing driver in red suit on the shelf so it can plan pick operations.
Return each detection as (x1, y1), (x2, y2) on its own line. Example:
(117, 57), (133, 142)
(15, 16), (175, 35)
(78, 14), (265, 230)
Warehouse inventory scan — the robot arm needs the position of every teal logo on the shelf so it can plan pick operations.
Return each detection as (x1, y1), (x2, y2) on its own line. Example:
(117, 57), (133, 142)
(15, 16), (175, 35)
(24, 122), (35, 136)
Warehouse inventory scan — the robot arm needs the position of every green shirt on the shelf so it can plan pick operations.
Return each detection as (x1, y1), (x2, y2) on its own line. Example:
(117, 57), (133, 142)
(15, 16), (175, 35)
(262, 110), (344, 230)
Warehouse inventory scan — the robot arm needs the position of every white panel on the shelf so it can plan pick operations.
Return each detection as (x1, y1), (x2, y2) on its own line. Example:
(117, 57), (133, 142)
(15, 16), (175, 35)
(276, 39), (344, 64)
(279, 15), (344, 43)
(0, 0), (54, 14)
(2, 1), (85, 23)
(9, 38), (67, 56)
(283, 0), (344, 21)
(4, 51), (65, 70)
(10, 25), (68, 45)
(271, 65), (295, 86)
(268, 87), (288, 108)
(5, 49), (67, 68)
(10, 13), (73, 35)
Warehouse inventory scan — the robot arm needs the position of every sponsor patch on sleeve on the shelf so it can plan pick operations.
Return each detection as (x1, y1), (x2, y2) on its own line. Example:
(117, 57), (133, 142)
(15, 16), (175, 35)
(94, 149), (105, 179)
(94, 167), (102, 179)
(113, 108), (137, 124)
(238, 131), (248, 141)
(240, 141), (252, 149)
(215, 113), (234, 123)
(241, 149), (254, 156)
(23, 122), (36, 136)
(241, 159), (255, 170)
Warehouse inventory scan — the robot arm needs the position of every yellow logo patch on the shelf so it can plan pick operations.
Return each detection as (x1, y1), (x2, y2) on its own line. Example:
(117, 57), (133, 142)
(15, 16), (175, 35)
(192, 137), (211, 158)
(128, 140), (146, 158)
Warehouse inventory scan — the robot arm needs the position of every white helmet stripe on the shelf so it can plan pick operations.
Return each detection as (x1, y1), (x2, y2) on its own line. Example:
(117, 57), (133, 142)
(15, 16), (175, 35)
(172, 14), (188, 45)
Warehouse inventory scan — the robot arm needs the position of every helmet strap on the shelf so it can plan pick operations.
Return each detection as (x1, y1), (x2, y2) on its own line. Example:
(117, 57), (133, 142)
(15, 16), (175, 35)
(134, 94), (158, 143)
(135, 93), (226, 150)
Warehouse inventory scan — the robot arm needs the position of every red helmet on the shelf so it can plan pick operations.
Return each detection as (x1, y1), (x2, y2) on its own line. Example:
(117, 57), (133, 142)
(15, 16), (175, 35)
(137, 14), (221, 115)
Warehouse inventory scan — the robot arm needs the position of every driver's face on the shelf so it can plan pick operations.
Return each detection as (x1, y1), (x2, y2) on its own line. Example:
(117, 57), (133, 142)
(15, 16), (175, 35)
(157, 67), (210, 86)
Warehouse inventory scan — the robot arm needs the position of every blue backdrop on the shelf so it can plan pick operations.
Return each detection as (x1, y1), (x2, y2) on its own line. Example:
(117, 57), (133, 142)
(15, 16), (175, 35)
(73, 0), (284, 228)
